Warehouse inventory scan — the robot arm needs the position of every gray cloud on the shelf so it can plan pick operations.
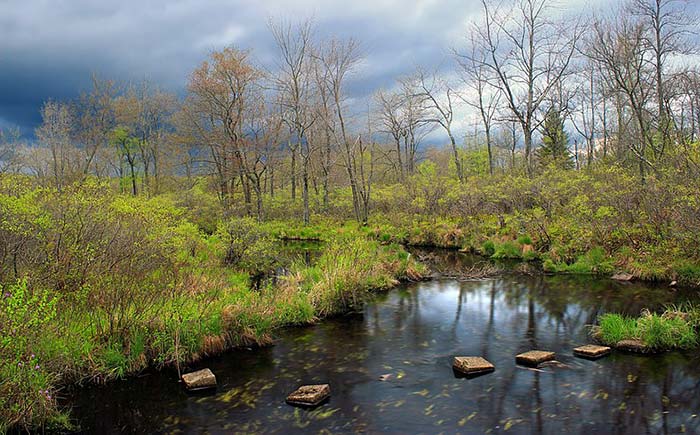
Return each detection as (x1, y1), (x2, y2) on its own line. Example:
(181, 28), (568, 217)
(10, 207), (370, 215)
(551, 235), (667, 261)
(0, 0), (483, 135)
(1, 0), (683, 137)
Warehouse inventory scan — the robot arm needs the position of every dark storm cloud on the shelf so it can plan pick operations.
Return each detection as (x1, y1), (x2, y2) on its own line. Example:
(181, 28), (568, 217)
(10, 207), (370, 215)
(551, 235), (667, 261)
(2, 0), (665, 136)
(0, 0), (481, 135)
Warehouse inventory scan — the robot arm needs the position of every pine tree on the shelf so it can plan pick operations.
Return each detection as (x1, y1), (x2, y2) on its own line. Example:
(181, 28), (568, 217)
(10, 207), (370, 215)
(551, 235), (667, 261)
(537, 107), (573, 169)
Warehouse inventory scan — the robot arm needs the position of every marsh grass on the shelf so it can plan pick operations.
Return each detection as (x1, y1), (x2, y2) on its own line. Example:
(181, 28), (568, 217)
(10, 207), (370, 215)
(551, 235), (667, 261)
(1, 220), (423, 432)
(597, 309), (699, 351)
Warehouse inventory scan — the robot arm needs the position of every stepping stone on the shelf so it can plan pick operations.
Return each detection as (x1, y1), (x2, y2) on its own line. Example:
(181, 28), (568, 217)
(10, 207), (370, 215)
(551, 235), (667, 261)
(452, 356), (495, 376)
(182, 368), (217, 391)
(615, 339), (652, 354)
(573, 344), (611, 359)
(286, 384), (330, 407)
(516, 350), (555, 367)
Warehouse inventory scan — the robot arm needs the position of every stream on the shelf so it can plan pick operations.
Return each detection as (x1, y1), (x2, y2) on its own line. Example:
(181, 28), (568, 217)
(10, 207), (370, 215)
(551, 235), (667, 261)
(66, 249), (700, 434)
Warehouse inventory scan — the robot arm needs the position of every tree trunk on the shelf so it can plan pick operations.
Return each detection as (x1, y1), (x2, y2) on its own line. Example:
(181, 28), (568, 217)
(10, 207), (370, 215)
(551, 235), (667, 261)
(128, 159), (138, 196)
(485, 127), (493, 176)
(290, 146), (297, 201)
(448, 132), (464, 181)
(524, 126), (533, 177)
(302, 159), (310, 225)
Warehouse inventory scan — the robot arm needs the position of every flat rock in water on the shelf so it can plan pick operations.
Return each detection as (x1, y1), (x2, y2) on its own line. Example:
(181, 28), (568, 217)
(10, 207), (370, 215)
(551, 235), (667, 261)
(182, 368), (217, 390)
(286, 384), (330, 407)
(516, 350), (556, 367)
(539, 360), (570, 369)
(616, 339), (652, 353)
(573, 344), (611, 359)
(452, 356), (495, 375)
(611, 272), (634, 281)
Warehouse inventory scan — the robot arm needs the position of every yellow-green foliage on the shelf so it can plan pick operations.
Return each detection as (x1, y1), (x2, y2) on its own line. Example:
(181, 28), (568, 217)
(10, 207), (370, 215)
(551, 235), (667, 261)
(370, 164), (700, 280)
(0, 180), (423, 431)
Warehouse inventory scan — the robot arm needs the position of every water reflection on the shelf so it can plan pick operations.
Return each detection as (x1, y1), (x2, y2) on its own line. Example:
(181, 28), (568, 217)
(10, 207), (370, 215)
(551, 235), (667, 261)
(67, 252), (700, 434)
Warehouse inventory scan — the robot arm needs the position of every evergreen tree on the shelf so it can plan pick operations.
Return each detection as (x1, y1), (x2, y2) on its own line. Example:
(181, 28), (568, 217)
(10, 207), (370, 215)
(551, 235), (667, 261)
(537, 107), (573, 169)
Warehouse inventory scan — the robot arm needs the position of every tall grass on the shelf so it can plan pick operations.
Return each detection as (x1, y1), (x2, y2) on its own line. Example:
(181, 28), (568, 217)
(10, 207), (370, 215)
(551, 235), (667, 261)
(1, 220), (423, 432)
(597, 309), (699, 351)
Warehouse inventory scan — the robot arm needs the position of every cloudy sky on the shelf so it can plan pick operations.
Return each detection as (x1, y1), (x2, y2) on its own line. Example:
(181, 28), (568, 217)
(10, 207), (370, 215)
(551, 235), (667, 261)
(0, 0), (676, 137)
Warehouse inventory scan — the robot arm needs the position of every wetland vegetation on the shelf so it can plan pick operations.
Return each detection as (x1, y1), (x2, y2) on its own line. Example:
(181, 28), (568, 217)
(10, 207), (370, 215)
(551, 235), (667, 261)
(2, 0), (700, 432)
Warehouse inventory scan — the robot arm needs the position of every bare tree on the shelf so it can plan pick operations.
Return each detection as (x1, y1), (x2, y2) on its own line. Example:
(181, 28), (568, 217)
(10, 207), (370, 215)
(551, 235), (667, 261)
(311, 43), (339, 208)
(183, 47), (263, 211)
(412, 68), (465, 181)
(76, 75), (118, 178)
(456, 32), (501, 176)
(0, 127), (20, 173)
(314, 37), (372, 223)
(631, 0), (697, 153)
(570, 59), (602, 167)
(467, 0), (581, 176)
(375, 89), (406, 179)
(270, 19), (318, 224)
(588, 10), (656, 180)
(245, 91), (286, 220)
(414, 68), (464, 182)
(36, 101), (79, 190)
(120, 80), (176, 195)
(398, 77), (435, 174)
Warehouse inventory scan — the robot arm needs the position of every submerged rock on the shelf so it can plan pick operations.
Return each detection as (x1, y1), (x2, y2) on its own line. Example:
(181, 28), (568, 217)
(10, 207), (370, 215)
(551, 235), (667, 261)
(286, 384), (331, 407)
(516, 350), (556, 367)
(182, 368), (217, 391)
(452, 356), (495, 376)
(573, 344), (611, 359)
(611, 272), (634, 281)
(539, 360), (571, 369)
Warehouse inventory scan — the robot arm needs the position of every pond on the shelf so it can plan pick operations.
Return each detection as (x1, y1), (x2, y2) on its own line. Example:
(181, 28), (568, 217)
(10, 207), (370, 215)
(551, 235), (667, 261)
(66, 250), (700, 434)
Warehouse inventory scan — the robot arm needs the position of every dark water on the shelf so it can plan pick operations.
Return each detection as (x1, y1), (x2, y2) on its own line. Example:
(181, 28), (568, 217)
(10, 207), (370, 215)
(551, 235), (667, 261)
(67, 251), (700, 434)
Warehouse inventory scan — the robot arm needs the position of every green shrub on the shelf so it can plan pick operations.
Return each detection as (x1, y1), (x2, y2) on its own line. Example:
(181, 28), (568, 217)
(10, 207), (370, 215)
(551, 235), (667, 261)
(517, 235), (533, 245)
(542, 258), (558, 273)
(0, 280), (62, 431)
(220, 217), (278, 277)
(546, 247), (614, 275)
(492, 241), (521, 259)
(676, 263), (700, 286)
(481, 240), (496, 257)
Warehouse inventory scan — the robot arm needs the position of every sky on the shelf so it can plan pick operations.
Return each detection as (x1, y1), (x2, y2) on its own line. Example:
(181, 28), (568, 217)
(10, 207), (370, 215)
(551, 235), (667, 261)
(0, 0), (681, 139)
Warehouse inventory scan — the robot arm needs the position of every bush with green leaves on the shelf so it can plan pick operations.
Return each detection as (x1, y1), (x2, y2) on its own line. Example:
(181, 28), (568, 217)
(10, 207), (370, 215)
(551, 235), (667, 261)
(220, 217), (278, 278)
(0, 280), (62, 431)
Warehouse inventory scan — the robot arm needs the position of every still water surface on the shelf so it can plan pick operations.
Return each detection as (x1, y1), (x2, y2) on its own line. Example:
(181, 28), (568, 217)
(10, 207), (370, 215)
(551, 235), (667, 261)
(68, 251), (700, 434)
